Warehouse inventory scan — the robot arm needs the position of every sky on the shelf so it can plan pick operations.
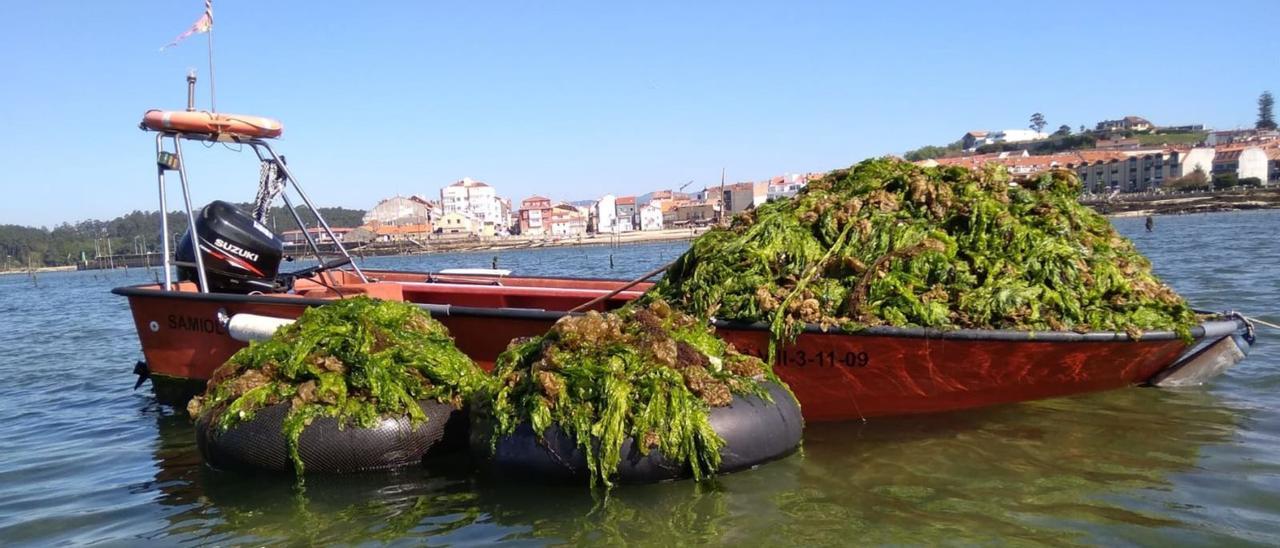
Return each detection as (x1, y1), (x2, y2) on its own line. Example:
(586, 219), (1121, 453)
(1, 1), (1277, 227)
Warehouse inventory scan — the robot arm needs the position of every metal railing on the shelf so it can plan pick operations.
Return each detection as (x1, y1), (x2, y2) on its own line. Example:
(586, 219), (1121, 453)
(149, 130), (367, 292)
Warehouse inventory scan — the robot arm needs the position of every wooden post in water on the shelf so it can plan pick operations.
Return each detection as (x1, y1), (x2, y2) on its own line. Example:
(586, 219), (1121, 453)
(27, 255), (38, 287)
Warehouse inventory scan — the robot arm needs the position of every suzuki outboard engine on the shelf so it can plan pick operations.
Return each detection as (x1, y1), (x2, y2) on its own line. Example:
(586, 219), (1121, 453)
(176, 200), (284, 293)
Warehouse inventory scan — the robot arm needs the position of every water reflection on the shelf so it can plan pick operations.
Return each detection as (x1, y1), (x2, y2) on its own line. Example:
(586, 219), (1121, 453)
(774, 388), (1239, 544)
(144, 386), (1237, 544)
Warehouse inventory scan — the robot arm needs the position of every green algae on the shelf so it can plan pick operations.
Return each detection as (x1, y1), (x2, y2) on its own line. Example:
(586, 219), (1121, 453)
(187, 296), (486, 476)
(479, 299), (779, 489)
(649, 158), (1197, 348)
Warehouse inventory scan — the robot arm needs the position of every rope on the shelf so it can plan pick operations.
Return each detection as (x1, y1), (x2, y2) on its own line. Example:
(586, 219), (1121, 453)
(1195, 309), (1277, 333)
(253, 160), (286, 222)
(1247, 315), (1280, 330)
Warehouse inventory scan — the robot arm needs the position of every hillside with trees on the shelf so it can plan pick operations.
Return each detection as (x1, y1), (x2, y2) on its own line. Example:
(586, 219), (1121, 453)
(0, 205), (365, 269)
(904, 117), (1209, 161)
(903, 140), (964, 161)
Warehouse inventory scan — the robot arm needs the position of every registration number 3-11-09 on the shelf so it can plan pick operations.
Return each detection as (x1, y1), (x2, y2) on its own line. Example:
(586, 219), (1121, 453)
(777, 349), (870, 368)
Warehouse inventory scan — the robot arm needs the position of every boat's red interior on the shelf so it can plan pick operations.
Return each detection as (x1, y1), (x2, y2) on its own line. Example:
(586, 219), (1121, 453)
(151, 269), (652, 312)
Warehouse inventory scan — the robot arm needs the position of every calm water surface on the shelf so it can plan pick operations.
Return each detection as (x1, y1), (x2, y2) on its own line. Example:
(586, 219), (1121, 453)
(1, 211), (1277, 545)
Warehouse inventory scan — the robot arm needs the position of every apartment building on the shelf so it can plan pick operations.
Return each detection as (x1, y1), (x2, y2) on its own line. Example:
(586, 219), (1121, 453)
(440, 177), (506, 234)
(517, 195), (553, 236)
(615, 196), (637, 232)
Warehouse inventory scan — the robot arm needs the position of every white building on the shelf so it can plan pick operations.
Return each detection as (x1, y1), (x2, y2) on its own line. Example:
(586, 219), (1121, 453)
(440, 178), (506, 234)
(992, 129), (1048, 143)
(594, 194), (617, 234)
(1179, 147), (1216, 178)
(639, 204), (664, 231)
(614, 197), (637, 232)
(1214, 146), (1270, 182)
(767, 181), (803, 201)
(962, 129), (1049, 150)
(363, 196), (434, 226)
(1239, 147), (1270, 182)
(549, 204), (589, 237)
(1095, 116), (1153, 132)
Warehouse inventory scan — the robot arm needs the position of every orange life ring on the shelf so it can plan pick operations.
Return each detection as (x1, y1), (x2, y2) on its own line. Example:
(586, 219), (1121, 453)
(141, 109), (284, 139)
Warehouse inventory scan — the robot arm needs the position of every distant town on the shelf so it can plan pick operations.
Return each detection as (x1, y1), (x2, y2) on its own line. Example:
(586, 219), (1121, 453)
(916, 115), (1279, 195)
(294, 171), (826, 249)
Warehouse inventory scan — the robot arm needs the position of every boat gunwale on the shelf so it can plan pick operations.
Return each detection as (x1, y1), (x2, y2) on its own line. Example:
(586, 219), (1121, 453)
(112, 282), (1238, 343)
(358, 268), (653, 284)
(711, 318), (1230, 343)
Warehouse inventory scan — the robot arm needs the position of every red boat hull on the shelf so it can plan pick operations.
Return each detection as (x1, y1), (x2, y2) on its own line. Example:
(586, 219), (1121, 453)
(115, 271), (1201, 421)
(717, 329), (1186, 420)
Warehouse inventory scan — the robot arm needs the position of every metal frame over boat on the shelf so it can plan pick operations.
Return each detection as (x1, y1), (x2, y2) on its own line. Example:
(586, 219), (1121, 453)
(116, 89), (1257, 422)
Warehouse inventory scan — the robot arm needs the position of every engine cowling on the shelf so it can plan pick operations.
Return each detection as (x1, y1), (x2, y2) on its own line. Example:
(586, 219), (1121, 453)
(176, 201), (284, 293)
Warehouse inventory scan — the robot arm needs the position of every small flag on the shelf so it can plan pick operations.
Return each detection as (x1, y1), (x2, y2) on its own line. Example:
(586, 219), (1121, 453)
(161, 0), (213, 51)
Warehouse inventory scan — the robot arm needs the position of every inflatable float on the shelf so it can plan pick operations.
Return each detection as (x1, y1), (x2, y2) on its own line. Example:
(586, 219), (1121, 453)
(141, 109), (283, 139)
(470, 381), (803, 484)
(196, 400), (468, 474)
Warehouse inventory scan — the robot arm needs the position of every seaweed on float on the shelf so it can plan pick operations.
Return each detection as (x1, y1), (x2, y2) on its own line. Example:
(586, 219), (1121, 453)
(187, 296), (488, 479)
(477, 299), (782, 489)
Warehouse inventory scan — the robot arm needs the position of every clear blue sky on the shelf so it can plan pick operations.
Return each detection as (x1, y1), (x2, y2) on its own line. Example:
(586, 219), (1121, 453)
(1, 1), (1277, 227)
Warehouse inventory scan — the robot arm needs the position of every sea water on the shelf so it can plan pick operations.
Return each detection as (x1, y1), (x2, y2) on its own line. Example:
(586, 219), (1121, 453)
(0, 211), (1277, 545)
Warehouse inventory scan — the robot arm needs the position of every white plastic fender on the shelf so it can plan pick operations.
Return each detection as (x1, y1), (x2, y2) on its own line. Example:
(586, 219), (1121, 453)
(226, 304), (455, 343)
(438, 268), (511, 276)
(227, 314), (295, 342)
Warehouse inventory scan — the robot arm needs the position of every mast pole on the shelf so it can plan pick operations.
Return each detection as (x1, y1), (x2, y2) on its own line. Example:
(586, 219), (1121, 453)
(206, 0), (217, 112)
(719, 167), (726, 223)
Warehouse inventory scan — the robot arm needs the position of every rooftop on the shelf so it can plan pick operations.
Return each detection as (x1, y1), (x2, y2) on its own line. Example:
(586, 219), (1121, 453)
(447, 177), (491, 188)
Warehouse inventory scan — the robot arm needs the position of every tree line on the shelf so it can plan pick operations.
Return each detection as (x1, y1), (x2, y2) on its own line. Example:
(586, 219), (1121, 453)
(0, 205), (365, 269)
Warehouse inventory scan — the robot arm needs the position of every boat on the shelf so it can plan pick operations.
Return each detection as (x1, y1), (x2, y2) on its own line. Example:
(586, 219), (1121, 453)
(115, 85), (1257, 422)
(116, 270), (1255, 420)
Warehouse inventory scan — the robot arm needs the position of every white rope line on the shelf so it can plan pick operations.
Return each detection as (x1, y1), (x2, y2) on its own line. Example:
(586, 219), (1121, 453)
(1246, 315), (1280, 331)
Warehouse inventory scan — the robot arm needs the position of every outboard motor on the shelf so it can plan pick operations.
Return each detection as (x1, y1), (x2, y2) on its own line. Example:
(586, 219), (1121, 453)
(177, 200), (284, 293)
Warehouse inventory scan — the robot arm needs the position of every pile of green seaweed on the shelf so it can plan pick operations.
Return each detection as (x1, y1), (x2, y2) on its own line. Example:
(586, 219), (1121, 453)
(187, 297), (487, 474)
(649, 158), (1197, 343)
(480, 299), (777, 488)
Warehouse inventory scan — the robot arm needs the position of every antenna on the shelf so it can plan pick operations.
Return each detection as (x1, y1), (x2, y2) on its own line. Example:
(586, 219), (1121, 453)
(186, 70), (197, 111)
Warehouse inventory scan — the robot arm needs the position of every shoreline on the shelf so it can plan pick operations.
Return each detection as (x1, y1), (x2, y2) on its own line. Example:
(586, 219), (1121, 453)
(0, 265), (77, 276)
(69, 227), (710, 271)
(343, 226), (708, 257)
(1085, 188), (1280, 218)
